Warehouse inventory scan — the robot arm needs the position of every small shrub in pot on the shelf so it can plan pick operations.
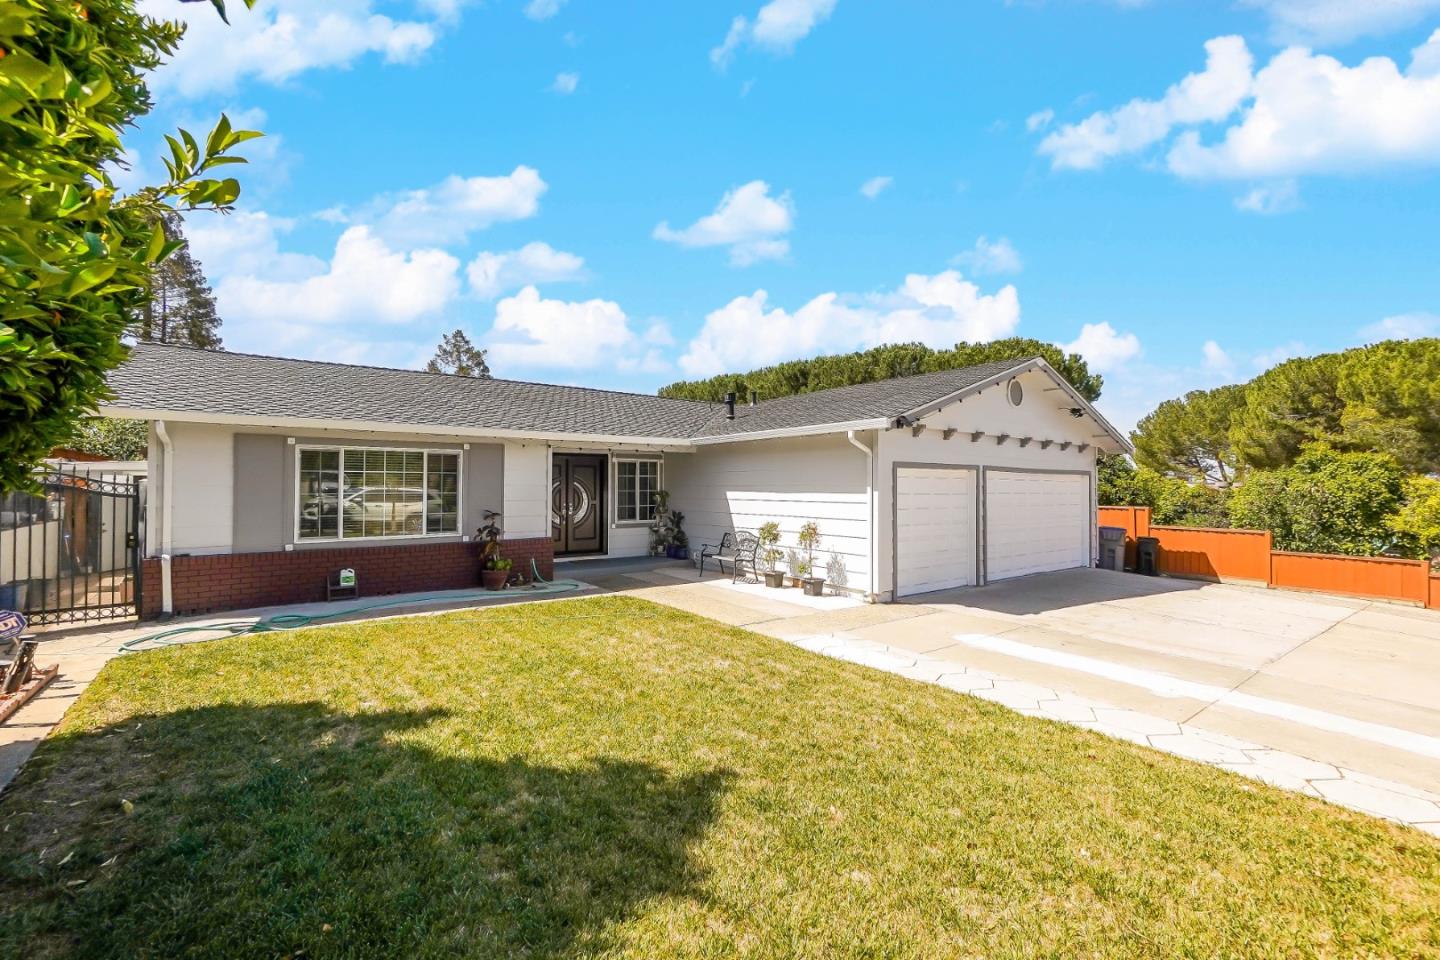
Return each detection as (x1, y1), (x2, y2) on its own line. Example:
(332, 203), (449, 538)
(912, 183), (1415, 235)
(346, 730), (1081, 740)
(758, 521), (785, 587)
(797, 521), (825, 596)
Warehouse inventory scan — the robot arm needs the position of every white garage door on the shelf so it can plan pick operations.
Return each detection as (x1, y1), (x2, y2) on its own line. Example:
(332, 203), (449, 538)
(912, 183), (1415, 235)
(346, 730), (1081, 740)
(895, 467), (977, 597)
(985, 471), (1090, 581)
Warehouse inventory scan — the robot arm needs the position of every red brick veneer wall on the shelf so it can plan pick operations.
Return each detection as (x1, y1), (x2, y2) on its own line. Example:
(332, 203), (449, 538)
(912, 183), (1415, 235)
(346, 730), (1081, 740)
(140, 537), (554, 619)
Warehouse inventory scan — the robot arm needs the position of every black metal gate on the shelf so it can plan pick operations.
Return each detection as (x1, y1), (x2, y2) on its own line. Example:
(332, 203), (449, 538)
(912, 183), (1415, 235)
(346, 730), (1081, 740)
(0, 465), (143, 625)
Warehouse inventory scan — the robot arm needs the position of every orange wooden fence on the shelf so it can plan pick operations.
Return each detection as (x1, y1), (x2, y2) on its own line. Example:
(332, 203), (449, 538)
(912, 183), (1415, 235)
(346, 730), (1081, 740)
(1100, 506), (1440, 610)
(1152, 526), (1272, 583)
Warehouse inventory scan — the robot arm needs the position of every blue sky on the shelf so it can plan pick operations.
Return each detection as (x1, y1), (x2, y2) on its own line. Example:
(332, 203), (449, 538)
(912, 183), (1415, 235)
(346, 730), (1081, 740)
(121, 0), (1440, 430)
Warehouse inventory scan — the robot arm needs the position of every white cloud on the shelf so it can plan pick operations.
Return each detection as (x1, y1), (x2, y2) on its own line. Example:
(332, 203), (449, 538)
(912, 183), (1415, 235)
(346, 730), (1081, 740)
(1025, 108), (1055, 132)
(1043, 32), (1440, 183)
(550, 71), (579, 94)
(1168, 33), (1440, 179)
(524, 0), (567, 20)
(710, 0), (836, 68)
(1240, 0), (1440, 46)
(368, 166), (547, 246)
(466, 242), (586, 298)
(653, 180), (794, 266)
(859, 175), (893, 199)
(1039, 35), (1254, 170)
(139, 0), (439, 98)
(1201, 339), (1235, 374)
(1234, 179), (1301, 214)
(214, 226), (460, 327)
(950, 236), (1022, 275)
(183, 210), (324, 280)
(1063, 322), (1142, 373)
(487, 286), (639, 369)
(1359, 311), (1440, 340)
(677, 270), (1020, 377)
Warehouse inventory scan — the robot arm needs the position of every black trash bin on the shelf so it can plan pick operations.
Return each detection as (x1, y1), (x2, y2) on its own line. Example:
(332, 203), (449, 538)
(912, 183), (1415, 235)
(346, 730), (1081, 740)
(1135, 536), (1160, 576)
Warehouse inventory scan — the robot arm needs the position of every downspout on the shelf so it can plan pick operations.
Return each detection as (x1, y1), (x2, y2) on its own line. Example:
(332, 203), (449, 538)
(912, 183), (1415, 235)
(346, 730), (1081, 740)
(846, 430), (877, 603)
(154, 419), (174, 616)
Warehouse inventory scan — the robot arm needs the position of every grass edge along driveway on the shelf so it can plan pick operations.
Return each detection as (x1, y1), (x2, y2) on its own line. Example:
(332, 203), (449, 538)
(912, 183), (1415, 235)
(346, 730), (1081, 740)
(1, 595), (1437, 959)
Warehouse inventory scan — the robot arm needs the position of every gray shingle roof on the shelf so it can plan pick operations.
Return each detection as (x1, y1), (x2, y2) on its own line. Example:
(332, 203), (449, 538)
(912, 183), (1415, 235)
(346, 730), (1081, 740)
(692, 359), (1032, 438)
(103, 343), (1041, 443)
(105, 344), (720, 439)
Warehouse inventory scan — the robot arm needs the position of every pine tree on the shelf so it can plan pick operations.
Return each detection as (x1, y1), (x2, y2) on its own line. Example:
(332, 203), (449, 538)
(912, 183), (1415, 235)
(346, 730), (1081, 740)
(427, 329), (491, 377)
(132, 211), (223, 349)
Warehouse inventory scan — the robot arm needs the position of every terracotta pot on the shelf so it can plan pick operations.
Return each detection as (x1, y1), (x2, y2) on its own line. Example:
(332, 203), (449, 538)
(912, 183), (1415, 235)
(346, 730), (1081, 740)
(481, 568), (508, 591)
(764, 570), (786, 588)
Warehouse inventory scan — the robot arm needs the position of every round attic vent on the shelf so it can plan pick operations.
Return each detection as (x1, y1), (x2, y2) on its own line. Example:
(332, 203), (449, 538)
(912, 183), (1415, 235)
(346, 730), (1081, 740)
(1007, 378), (1024, 407)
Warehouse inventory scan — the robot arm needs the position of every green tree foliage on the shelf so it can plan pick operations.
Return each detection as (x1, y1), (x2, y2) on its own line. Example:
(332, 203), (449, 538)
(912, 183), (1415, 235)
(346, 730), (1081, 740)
(1387, 476), (1440, 569)
(658, 338), (1103, 403)
(130, 211), (222, 348)
(1132, 384), (1246, 487)
(1226, 340), (1440, 474)
(1228, 445), (1406, 556)
(1097, 454), (1231, 528)
(64, 417), (148, 460)
(1335, 339), (1440, 475)
(1229, 353), (1346, 471)
(0, 0), (258, 492)
(426, 329), (491, 377)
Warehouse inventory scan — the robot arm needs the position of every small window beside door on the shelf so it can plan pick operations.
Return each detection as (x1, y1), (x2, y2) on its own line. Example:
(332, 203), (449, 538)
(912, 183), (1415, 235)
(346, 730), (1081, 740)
(615, 460), (660, 522)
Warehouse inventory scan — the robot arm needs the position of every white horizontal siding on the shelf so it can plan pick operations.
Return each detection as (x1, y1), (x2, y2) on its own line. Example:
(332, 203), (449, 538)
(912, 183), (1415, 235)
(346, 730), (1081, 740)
(502, 442), (549, 540)
(667, 434), (871, 594)
(168, 421), (235, 554)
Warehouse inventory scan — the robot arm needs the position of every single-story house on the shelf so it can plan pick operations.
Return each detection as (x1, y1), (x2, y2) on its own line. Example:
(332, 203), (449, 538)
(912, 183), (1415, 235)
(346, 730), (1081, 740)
(102, 343), (1132, 617)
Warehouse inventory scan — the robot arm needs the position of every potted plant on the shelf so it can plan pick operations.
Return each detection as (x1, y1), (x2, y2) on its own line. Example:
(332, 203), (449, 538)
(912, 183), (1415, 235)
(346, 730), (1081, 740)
(650, 491), (690, 560)
(797, 521), (825, 597)
(477, 509), (508, 589)
(666, 510), (689, 560)
(758, 521), (785, 587)
(482, 556), (512, 590)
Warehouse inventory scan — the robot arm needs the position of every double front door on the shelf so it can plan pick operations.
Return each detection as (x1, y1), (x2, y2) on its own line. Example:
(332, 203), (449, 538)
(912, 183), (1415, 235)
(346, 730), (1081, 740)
(552, 454), (605, 555)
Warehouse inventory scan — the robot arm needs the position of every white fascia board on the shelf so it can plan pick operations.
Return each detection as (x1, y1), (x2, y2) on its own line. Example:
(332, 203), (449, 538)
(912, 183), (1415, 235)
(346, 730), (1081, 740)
(895, 359), (1134, 454)
(100, 405), (698, 450)
(689, 418), (889, 445)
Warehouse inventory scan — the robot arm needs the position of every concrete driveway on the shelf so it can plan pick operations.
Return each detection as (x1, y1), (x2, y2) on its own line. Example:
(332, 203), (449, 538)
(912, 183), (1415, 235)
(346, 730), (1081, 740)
(836, 569), (1440, 793)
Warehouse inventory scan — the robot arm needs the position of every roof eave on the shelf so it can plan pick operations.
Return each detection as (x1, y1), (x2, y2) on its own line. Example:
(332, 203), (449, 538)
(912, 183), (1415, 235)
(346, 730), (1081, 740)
(100, 405), (700, 449)
(690, 418), (890, 445)
(894, 358), (1134, 454)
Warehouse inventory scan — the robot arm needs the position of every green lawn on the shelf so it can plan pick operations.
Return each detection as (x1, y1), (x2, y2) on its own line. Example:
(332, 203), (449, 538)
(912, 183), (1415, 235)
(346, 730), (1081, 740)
(2, 596), (1437, 959)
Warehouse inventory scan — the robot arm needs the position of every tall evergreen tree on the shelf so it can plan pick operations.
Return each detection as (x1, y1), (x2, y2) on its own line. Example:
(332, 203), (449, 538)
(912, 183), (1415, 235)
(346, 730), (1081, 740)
(131, 211), (223, 349)
(427, 329), (491, 377)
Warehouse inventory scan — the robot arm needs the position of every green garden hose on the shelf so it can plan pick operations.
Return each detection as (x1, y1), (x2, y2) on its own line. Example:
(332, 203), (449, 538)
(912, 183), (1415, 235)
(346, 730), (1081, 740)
(119, 570), (584, 653)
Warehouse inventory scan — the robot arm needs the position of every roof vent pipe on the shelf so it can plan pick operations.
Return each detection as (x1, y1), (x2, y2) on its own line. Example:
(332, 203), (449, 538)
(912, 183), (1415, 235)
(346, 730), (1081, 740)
(723, 392), (736, 419)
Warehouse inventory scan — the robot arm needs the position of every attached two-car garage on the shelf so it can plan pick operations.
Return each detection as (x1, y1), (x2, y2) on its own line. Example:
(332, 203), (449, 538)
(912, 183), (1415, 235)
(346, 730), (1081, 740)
(893, 466), (1092, 598)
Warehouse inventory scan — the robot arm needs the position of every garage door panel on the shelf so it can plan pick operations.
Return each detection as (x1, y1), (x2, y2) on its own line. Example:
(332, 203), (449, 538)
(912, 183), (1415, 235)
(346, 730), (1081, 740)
(896, 467), (976, 597)
(985, 471), (1089, 581)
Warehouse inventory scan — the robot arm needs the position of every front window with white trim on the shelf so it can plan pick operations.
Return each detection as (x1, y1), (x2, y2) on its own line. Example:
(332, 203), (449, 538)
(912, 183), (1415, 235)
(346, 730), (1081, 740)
(297, 447), (461, 541)
(615, 459), (660, 523)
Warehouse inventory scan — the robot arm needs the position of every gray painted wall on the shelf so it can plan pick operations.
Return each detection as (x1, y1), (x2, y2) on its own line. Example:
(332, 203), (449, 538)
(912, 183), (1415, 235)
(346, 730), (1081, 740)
(231, 433), (504, 553)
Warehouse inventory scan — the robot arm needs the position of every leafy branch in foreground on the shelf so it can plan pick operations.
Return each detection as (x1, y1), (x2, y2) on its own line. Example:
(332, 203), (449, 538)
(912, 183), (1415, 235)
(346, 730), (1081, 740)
(0, 0), (258, 491)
